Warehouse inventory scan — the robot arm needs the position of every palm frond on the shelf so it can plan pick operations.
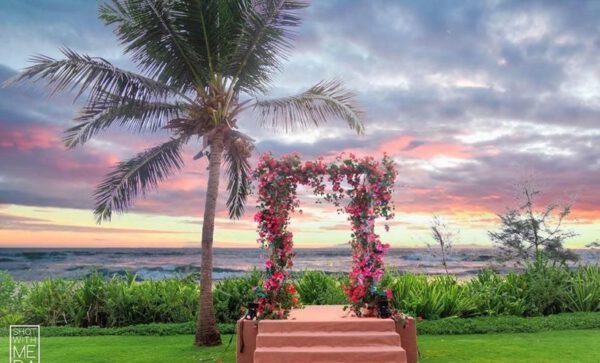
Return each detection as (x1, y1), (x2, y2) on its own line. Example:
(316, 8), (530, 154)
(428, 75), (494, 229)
(94, 138), (184, 223)
(100, 0), (205, 89)
(65, 95), (187, 148)
(227, 0), (308, 94)
(176, 0), (237, 76)
(5, 47), (173, 103)
(223, 132), (254, 219)
(254, 80), (365, 134)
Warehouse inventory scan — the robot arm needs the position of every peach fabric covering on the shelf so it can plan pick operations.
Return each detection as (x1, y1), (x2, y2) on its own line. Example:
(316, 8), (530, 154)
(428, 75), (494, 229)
(237, 305), (416, 363)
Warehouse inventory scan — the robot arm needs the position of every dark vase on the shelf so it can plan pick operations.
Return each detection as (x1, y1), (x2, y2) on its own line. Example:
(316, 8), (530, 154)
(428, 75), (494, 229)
(378, 298), (392, 319)
(245, 302), (258, 320)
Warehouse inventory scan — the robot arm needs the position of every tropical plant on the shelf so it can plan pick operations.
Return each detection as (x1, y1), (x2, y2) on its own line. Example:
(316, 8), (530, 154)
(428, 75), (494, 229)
(2, 265), (599, 328)
(294, 271), (347, 305)
(521, 256), (570, 316)
(385, 273), (476, 319)
(23, 278), (77, 326)
(0, 272), (25, 326)
(465, 269), (527, 316)
(563, 265), (600, 313)
(212, 270), (262, 323)
(5, 0), (364, 345)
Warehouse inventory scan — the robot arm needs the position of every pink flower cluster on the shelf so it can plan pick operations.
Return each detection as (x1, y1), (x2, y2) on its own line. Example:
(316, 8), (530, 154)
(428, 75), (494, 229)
(253, 152), (397, 318)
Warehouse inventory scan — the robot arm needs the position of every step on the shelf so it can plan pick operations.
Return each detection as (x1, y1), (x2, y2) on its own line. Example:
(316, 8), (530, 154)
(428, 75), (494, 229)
(257, 319), (396, 333)
(254, 346), (407, 363)
(256, 331), (401, 348)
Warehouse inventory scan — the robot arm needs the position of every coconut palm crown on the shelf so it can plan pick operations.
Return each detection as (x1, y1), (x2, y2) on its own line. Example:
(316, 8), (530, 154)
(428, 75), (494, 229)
(6, 0), (364, 346)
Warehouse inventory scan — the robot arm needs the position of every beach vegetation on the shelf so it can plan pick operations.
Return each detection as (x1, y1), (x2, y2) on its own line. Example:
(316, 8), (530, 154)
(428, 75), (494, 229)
(1, 264), (599, 328)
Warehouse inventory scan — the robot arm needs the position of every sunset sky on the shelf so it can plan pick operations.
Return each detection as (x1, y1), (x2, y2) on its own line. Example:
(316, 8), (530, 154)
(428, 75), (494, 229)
(0, 0), (598, 248)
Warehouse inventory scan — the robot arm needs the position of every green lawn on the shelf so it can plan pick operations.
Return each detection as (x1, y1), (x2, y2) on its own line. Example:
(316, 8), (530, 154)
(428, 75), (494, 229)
(418, 330), (600, 363)
(1, 330), (599, 362)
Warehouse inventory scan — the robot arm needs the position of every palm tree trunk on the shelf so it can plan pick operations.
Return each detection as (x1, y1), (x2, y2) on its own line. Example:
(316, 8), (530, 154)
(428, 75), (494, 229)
(195, 131), (224, 346)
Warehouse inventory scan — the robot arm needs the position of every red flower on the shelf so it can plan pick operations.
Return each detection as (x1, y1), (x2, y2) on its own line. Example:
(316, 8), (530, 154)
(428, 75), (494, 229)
(385, 288), (393, 300)
(286, 284), (296, 294)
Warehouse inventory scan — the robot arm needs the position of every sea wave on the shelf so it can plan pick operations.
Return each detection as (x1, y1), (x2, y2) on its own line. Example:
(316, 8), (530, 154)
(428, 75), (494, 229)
(0, 247), (597, 281)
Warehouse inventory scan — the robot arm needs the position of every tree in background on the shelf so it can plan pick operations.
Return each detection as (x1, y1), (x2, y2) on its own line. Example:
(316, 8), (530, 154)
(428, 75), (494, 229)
(427, 215), (457, 276)
(6, 0), (364, 346)
(488, 182), (578, 265)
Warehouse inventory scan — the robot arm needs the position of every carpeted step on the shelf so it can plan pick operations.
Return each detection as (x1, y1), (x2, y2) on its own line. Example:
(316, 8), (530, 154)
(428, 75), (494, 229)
(257, 319), (396, 333)
(256, 331), (401, 347)
(254, 346), (407, 363)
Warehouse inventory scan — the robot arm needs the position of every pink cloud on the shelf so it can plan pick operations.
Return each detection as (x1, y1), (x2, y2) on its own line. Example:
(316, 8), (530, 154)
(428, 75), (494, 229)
(0, 122), (59, 151)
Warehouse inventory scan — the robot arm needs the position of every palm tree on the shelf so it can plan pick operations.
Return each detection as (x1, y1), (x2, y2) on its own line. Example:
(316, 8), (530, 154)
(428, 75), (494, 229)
(6, 0), (364, 346)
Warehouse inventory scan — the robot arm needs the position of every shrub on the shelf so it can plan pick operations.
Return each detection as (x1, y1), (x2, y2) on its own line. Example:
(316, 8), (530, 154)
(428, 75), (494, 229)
(386, 274), (476, 319)
(75, 271), (109, 327)
(1, 263), (599, 329)
(521, 258), (570, 316)
(104, 274), (198, 326)
(0, 272), (25, 326)
(465, 270), (527, 316)
(5, 272), (199, 328)
(213, 271), (262, 323)
(294, 271), (348, 305)
(563, 265), (600, 312)
(22, 277), (78, 326)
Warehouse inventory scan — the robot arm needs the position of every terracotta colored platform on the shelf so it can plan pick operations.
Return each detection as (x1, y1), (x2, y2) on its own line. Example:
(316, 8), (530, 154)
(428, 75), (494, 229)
(237, 305), (416, 363)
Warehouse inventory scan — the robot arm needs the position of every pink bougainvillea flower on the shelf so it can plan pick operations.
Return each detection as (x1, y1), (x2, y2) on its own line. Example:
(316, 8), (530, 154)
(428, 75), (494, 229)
(253, 152), (397, 318)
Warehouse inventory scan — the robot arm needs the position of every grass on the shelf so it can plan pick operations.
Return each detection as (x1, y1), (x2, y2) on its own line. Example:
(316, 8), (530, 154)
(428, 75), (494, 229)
(1, 330), (599, 362)
(0, 335), (236, 363)
(418, 330), (600, 363)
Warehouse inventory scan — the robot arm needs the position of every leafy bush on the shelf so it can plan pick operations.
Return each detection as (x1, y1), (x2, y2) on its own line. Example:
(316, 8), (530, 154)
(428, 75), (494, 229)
(521, 258), (570, 316)
(213, 271), (262, 323)
(465, 270), (527, 316)
(0, 272), (25, 326)
(75, 271), (110, 327)
(108, 275), (197, 325)
(1, 263), (599, 329)
(294, 271), (347, 305)
(3, 272), (199, 328)
(22, 278), (78, 326)
(386, 274), (476, 319)
(563, 265), (600, 312)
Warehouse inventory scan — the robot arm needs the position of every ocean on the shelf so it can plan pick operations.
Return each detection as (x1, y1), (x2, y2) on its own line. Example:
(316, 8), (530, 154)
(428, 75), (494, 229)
(0, 247), (597, 281)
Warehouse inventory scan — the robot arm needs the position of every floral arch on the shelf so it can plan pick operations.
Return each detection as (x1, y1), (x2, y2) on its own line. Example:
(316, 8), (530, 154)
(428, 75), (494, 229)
(252, 152), (397, 319)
